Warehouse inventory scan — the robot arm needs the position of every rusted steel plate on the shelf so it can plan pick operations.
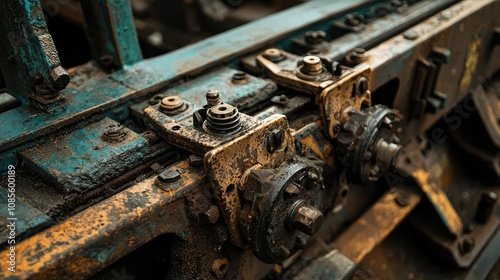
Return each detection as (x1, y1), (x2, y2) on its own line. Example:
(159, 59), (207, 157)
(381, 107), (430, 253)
(204, 114), (294, 246)
(144, 106), (261, 155)
(0, 160), (204, 279)
(335, 186), (422, 264)
(366, 0), (500, 140)
(319, 64), (372, 139)
(412, 168), (463, 237)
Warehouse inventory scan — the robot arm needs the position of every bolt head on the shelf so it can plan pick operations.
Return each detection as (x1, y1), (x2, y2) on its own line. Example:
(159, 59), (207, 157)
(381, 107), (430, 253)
(158, 169), (181, 183)
(50, 66), (70, 90)
(263, 48), (285, 62)
(304, 30), (326, 45)
(206, 89), (220, 99)
(161, 96), (183, 108)
(459, 237), (475, 254)
(293, 205), (323, 235)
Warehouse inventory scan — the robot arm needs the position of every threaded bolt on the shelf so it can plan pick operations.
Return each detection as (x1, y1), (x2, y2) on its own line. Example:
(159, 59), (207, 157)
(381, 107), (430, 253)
(301, 56), (323, 76)
(204, 104), (242, 135)
(206, 90), (221, 107)
(231, 72), (248, 84)
(103, 124), (128, 143)
(345, 14), (361, 26)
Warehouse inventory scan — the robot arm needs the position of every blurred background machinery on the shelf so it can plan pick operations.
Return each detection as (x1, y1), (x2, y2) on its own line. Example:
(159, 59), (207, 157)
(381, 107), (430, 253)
(0, 0), (499, 279)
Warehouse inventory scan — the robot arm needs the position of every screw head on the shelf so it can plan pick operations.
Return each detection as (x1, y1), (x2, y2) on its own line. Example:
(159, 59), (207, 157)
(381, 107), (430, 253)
(395, 192), (410, 207)
(232, 72), (248, 84)
(403, 31), (418, 40)
(205, 90), (221, 107)
(459, 237), (475, 254)
(345, 14), (360, 26)
(161, 96), (184, 110)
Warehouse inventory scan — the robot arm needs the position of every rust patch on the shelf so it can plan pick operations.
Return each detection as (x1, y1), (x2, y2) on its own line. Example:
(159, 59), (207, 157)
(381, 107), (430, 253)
(412, 168), (463, 236)
(459, 34), (481, 93)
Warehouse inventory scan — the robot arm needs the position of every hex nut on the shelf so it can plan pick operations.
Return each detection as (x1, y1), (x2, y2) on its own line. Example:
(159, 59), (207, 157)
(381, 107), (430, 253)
(293, 204), (323, 235)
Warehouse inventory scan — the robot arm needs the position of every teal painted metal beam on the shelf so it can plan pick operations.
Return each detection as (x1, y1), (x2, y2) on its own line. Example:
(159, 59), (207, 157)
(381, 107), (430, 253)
(0, 0), (369, 173)
(0, 0), (69, 102)
(80, 0), (142, 70)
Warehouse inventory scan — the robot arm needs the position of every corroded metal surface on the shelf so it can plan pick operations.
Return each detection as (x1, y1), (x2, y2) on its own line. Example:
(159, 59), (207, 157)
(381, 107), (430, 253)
(19, 118), (151, 193)
(335, 186), (422, 264)
(205, 114), (295, 246)
(0, 159), (204, 279)
(411, 168), (463, 237)
(319, 64), (372, 139)
(0, 0), (499, 278)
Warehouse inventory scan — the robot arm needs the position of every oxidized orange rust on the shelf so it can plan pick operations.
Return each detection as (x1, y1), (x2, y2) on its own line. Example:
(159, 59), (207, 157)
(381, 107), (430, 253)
(204, 114), (295, 246)
(412, 168), (463, 237)
(336, 187), (421, 264)
(319, 64), (372, 139)
(0, 160), (204, 279)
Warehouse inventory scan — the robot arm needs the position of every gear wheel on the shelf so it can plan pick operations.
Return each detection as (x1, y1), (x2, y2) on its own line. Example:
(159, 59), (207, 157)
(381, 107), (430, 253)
(336, 105), (402, 184)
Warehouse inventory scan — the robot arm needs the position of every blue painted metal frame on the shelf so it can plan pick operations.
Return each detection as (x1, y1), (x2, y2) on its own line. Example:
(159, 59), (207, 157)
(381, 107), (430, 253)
(18, 117), (151, 193)
(0, 0), (68, 101)
(0, 0), (368, 174)
(0, 188), (54, 245)
(80, 0), (142, 69)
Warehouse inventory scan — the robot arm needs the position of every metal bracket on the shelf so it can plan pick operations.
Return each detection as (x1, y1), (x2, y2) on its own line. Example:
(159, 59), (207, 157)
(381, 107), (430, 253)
(256, 50), (371, 139)
(204, 114), (295, 246)
(144, 106), (261, 155)
(145, 104), (295, 246)
(319, 64), (371, 139)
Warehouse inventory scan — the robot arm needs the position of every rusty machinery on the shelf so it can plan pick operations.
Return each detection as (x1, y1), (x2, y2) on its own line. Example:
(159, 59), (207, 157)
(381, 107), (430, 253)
(0, 0), (499, 279)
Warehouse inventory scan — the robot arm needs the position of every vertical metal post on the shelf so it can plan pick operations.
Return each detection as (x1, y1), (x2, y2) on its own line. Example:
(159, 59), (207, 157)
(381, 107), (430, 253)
(0, 0), (70, 103)
(80, 0), (142, 71)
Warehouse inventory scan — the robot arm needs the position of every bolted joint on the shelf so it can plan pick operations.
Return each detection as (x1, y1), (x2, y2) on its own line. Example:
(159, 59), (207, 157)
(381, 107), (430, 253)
(288, 201), (323, 235)
(263, 48), (286, 62)
(304, 30), (326, 45)
(103, 124), (128, 143)
(232, 72), (248, 84)
(459, 237), (475, 255)
(347, 48), (369, 65)
(204, 104), (242, 135)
